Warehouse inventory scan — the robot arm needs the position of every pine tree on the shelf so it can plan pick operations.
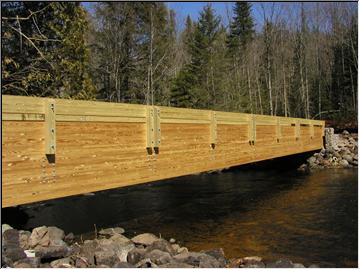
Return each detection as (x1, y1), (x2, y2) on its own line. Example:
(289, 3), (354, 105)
(227, 2), (255, 54)
(1, 2), (96, 98)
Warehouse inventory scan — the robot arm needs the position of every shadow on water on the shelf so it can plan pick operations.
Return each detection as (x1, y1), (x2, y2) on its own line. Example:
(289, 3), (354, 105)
(2, 151), (358, 267)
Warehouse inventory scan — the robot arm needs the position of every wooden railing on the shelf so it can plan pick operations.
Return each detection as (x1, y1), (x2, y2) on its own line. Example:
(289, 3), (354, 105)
(2, 95), (325, 207)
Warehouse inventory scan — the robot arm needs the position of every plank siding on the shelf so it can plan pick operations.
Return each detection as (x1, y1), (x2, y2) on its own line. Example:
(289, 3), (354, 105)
(2, 95), (325, 207)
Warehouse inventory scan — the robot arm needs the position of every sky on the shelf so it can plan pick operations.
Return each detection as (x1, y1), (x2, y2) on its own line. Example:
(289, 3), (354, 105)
(82, 2), (278, 31)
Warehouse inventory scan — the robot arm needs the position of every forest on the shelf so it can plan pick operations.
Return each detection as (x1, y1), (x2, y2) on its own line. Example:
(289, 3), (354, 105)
(1, 2), (358, 121)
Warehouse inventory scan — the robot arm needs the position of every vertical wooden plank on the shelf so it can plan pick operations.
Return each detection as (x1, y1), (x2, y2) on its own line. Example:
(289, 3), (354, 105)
(154, 107), (161, 148)
(248, 114), (256, 144)
(146, 106), (154, 148)
(310, 124), (314, 139)
(210, 111), (217, 145)
(45, 99), (56, 155)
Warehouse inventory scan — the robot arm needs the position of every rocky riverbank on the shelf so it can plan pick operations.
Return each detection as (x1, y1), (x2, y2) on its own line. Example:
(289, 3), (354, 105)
(2, 224), (320, 268)
(298, 129), (358, 171)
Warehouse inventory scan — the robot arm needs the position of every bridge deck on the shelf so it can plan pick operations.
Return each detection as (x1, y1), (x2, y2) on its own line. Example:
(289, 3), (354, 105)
(2, 95), (325, 207)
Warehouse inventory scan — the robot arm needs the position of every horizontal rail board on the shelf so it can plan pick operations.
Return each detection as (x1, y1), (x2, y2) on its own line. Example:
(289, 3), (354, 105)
(2, 95), (325, 207)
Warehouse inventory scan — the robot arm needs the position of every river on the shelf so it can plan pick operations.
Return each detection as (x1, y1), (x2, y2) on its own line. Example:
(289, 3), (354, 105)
(2, 156), (358, 267)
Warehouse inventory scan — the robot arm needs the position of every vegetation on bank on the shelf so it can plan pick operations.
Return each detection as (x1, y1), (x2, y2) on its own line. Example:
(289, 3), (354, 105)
(1, 2), (357, 121)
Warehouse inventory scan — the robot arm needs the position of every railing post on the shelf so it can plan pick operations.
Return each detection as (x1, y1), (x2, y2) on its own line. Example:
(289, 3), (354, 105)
(45, 99), (56, 155)
(276, 118), (281, 143)
(248, 114), (256, 145)
(210, 111), (217, 148)
(146, 106), (161, 151)
(295, 120), (300, 141)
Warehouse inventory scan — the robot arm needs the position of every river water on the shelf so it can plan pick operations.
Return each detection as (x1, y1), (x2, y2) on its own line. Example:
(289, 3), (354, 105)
(3, 158), (358, 267)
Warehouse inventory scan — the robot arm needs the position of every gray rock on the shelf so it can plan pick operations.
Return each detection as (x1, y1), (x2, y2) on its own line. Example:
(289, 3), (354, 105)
(19, 230), (31, 250)
(79, 240), (99, 265)
(13, 257), (41, 268)
(203, 248), (227, 267)
(94, 250), (119, 267)
(243, 261), (266, 268)
(266, 259), (294, 268)
(343, 154), (353, 163)
(173, 251), (221, 267)
(144, 249), (172, 265)
(339, 159), (349, 167)
(171, 244), (180, 253)
(64, 233), (75, 243)
(74, 256), (90, 268)
(308, 264), (320, 268)
(307, 156), (317, 166)
(147, 239), (176, 256)
(2, 224), (13, 234)
(35, 244), (70, 259)
(177, 247), (188, 254)
(343, 130), (350, 135)
(97, 237), (135, 262)
(131, 233), (159, 246)
(135, 258), (159, 268)
(48, 226), (65, 241)
(127, 247), (146, 265)
(159, 262), (194, 268)
(50, 257), (72, 268)
(293, 263), (305, 268)
(112, 262), (134, 268)
(98, 227), (125, 237)
(109, 233), (131, 245)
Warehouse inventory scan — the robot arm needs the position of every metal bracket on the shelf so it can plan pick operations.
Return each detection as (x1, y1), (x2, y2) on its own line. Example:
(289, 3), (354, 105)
(45, 99), (56, 155)
(210, 111), (217, 147)
(146, 106), (161, 151)
(248, 115), (256, 145)
(276, 118), (281, 143)
(295, 120), (300, 140)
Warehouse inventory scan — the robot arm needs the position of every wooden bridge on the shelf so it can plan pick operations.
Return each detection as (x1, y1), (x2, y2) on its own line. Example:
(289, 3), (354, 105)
(2, 95), (325, 207)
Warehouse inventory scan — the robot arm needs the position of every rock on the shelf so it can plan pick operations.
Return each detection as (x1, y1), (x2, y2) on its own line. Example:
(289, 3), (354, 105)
(173, 251), (221, 267)
(159, 262), (194, 268)
(98, 227), (125, 237)
(2, 224), (13, 234)
(96, 264), (110, 268)
(12, 261), (33, 268)
(35, 244), (70, 259)
(343, 154), (353, 163)
(131, 233), (159, 246)
(94, 250), (119, 267)
(48, 226), (65, 241)
(339, 159), (349, 167)
(293, 263), (305, 268)
(112, 262), (134, 268)
(202, 248), (227, 267)
(243, 261), (266, 268)
(19, 230), (31, 250)
(135, 258), (159, 268)
(2, 246), (27, 266)
(169, 238), (176, 244)
(127, 247), (146, 265)
(79, 240), (99, 265)
(97, 237), (135, 262)
(308, 264), (320, 268)
(109, 233), (131, 245)
(64, 233), (75, 243)
(353, 154), (358, 161)
(177, 247), (188, 254)
(297, 164), (308, 172)
(266, 259), (294, 268)
(29, 226), (49, 248)
(307, 156), (317, 166)
(343, 130), (350, 136)
(50, 257), (72, 268)
(171, 244), (180, 253)
(144, 249), (172, 265)
(226, 258), (242, 268)
(74, 256), (90, 268)
(147, 239), (176, 256)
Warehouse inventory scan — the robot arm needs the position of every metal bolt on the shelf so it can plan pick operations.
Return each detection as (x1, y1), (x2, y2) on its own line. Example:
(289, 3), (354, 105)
(51, 128), (55, 133)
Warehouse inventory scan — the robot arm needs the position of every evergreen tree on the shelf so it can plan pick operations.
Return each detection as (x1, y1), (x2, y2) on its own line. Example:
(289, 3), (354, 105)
(227, 2), (255, 54)
(1, 2), (96, 98)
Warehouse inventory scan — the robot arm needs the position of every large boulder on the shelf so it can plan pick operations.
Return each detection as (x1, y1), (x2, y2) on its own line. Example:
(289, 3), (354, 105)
(127, 247), (146, 265)
(2, 229), (27, 266)
(97, 237), (135, 263)
(131, 233), (159, 246)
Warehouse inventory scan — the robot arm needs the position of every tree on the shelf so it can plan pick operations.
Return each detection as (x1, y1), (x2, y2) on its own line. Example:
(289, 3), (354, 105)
(2, 2), (96, 99)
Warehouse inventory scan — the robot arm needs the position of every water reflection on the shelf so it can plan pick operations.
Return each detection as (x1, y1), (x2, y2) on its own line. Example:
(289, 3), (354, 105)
(2, 162), (357, 267)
